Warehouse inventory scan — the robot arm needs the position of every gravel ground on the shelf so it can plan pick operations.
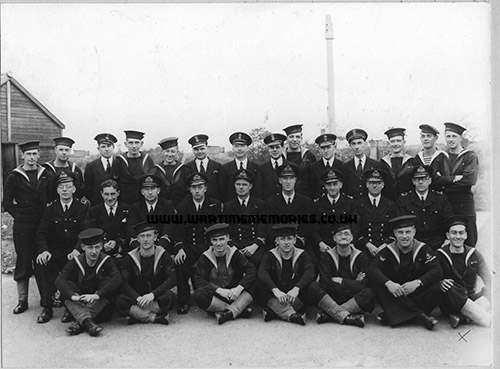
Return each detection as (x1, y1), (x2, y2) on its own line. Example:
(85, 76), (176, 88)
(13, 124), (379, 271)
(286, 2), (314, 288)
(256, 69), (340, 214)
(1, 211), (496, 368)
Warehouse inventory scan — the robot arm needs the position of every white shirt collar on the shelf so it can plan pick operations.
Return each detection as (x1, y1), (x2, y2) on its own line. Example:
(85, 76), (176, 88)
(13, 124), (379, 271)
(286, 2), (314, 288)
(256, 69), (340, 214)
(193, 199), (204, 209)
(60, 199), (73, 210)
(104, 203), (116, 214)
(235, 158), (248, 169)
(271, 157), (283, 167)
(327, 194), (340, 204)
(368, 194), (381, 206)
(323, 158), (334, 167)
(239, 195), (250, 206)
(356, 155), (366, 166)
(282, 192), (295, 204)
(418, 191), (429, 201)
(196, 158), (209, 171)
(101, 156), (112, 168)
(146, 199), (158, 211)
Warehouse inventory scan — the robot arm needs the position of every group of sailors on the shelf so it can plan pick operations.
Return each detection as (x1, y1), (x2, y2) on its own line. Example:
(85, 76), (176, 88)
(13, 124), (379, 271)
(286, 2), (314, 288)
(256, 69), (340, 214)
(2, 121), (489, 336)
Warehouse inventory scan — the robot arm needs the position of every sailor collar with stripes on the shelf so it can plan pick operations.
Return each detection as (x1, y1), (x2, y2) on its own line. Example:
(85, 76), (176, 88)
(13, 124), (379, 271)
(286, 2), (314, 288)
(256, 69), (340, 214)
(116, 153), (150, 167)
(202, 245), (239, 269)
(437, 244), (477, 267)
(416, 149), (448, 164)
(12, 164), (46, 182)
(73, 253), (111, 276)
(381, 153), (413, 167)
(127, 246), (166, 275)
(44, 160), (78, 173)
(270, 246), (305, 269)
(326, 245), (363, 273)
(381, 239), (434, 265)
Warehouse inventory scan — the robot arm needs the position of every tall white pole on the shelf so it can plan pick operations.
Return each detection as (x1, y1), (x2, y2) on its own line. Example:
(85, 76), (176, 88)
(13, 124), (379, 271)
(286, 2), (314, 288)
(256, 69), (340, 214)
(325, 15), (335, 134)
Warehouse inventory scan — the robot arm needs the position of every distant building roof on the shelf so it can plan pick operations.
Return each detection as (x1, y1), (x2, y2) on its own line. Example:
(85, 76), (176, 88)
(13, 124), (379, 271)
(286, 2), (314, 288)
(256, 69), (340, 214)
(73, 150), (90, 158)
(1, 72), (66, 129)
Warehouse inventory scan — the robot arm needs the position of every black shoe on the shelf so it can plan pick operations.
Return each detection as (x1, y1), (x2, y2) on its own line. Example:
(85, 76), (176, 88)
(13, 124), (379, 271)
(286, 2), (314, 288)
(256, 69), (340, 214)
(262, 307), (277, 322)
(154, 313), (170, 325)
(37, 308), (53, 324)
(376, 312), (389, 326)
(66, 322), (84, 336)
(13, 300), (28, 314)
(316, 311), (334, 324)
(82, 318), (103, 336)
(289, 313), (306, 326)
(127, 317), (141, 325)
(61, 309), (74, 323)
(176, 303), (189, 315)
(343, 314), (365, 328)
(216, 310), (233, 325)
(418, 313), (438, 331)
(449, 314), (466, 329)
(239, 307), (252, 319)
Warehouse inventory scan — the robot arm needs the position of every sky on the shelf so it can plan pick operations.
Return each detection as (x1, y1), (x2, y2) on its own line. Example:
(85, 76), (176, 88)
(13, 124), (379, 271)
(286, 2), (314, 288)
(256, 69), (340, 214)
(1, 2), (492, 153)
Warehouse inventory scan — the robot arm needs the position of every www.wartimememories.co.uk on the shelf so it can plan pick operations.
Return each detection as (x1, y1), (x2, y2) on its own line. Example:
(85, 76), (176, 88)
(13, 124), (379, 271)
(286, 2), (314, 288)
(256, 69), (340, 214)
(146, 214), (358, 225)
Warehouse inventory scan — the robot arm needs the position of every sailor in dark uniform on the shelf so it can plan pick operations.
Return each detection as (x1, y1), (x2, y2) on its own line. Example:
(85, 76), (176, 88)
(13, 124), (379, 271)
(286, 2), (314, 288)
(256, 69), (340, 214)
(354, 169), (397, 258)
(151, 137), (191, 206)
(43, 136), (85, 201)
(441, 122), (479, 246)
(128, 174), (176, 253)
(2, 141), (52, 314)
(115, 222), (176, 325)
(260, 133), (287, 200)
(413, 124), (450, 192)
(184, 134), (225, 201)
(193, 223), (256, 325)
(112, 130), (155, 206)
(173, 172), (223, 314)
(88, 179), (130, 259)
(311, 169), (358, 260)
(309, 223), (374, 327)
(380, 128), (415, 200)
(341, 129), (385, 201)
(437, 216), (491, 328)
(367, 215), (443, 330)
(396, 165), (454, 250)
(303, 133), (343, 200)
(221, 131), (263, 201)
(35, 171), (90, 324)
(222, 169), (266, 266)
(257, 224), (316, 325)
(55, 228), (122, 336)
(84, 133), (117, 206)
(263, 163), (315, 265)
(282, 124), (317, 195)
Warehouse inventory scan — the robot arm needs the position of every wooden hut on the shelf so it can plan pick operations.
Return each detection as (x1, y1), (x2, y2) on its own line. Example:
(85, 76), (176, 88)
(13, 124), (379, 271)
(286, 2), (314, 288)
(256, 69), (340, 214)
(1, 72), (65, 186)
